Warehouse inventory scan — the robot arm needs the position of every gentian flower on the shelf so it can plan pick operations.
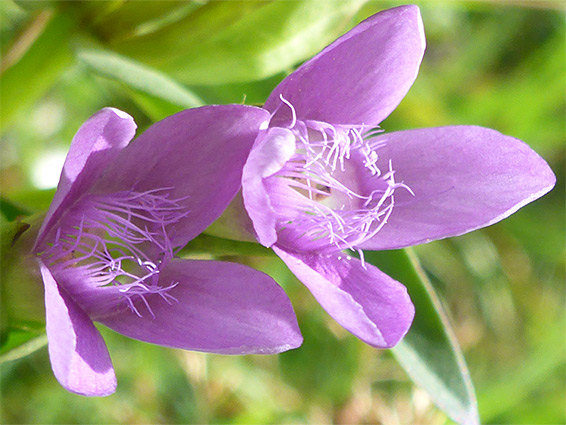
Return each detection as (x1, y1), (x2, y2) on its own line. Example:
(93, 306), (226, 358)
(237, 6), (556, 348)
(33, 106), (302, 396)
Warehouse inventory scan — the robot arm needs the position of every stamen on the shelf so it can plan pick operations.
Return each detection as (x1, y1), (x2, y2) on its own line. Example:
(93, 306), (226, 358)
(279, 95), (297, 129)
(40, 188), (188, 317)
(269, 99), (414, 252)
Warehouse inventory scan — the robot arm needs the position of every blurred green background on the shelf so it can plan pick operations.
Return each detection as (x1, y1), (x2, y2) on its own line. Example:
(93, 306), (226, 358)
(1, 1), (564, 424)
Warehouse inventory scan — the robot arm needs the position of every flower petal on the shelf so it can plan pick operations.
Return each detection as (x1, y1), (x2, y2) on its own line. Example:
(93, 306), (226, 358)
(36, 108), (137, 249)
(360, 126), (556, 250)
(273, 246), (414, 348)
(97, 258), (303, 354)
(39, 259), (116, 396)
(95, 105), (270, 247)
(264, 5), (425, 126)
(242, 127), (296, 247)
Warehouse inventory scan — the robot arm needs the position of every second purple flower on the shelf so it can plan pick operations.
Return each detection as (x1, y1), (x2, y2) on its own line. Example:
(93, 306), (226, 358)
(234, 5), (556, 348)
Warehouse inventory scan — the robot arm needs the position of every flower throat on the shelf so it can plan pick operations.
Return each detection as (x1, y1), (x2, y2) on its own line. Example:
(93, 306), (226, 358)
(39, 188), (189, 317)
(269, 97), (413, 253)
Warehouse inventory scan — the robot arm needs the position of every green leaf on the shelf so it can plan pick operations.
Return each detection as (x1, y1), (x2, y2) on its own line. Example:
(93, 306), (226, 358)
(0, 11), (74, 133)
(0, 214), (46, 336)
(113, 0), (367, 85)
(0, 218), (32, 271)
(478, 320), (565, 422)
(279, 311), (360, 404)
(124, 89), (188, 122)
(77, 48), (205, 117)
(365, 248), (479, 425)
(109, 1), (269, 70)
(0, 217), (44, 361)
(0, 197), (31, 221)
(0, 217), (30, 338)
(1, 331), (47, 363)
(180, 234), (272, 258)
(88, 1), (203, 42)
(12, 0), (57, 11)
(3, 189), (55, 215)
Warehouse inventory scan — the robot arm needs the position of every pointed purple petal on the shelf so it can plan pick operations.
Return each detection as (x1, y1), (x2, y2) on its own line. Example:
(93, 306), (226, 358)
(265, 5), (425, 126)
(360, 126), (556, 250)
(36, 108), (136, 249)
(39, 260), (116, 396)
(97, 259), (303, 354)
(94, 105), (270, 247)
(242, 127), (296, 246)
(273, 246), (414, 348)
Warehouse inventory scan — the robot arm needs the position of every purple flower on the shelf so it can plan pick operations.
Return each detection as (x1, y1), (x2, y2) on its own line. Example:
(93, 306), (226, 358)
(239, 6), (556, 348)
(33, 106), (302, 396)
